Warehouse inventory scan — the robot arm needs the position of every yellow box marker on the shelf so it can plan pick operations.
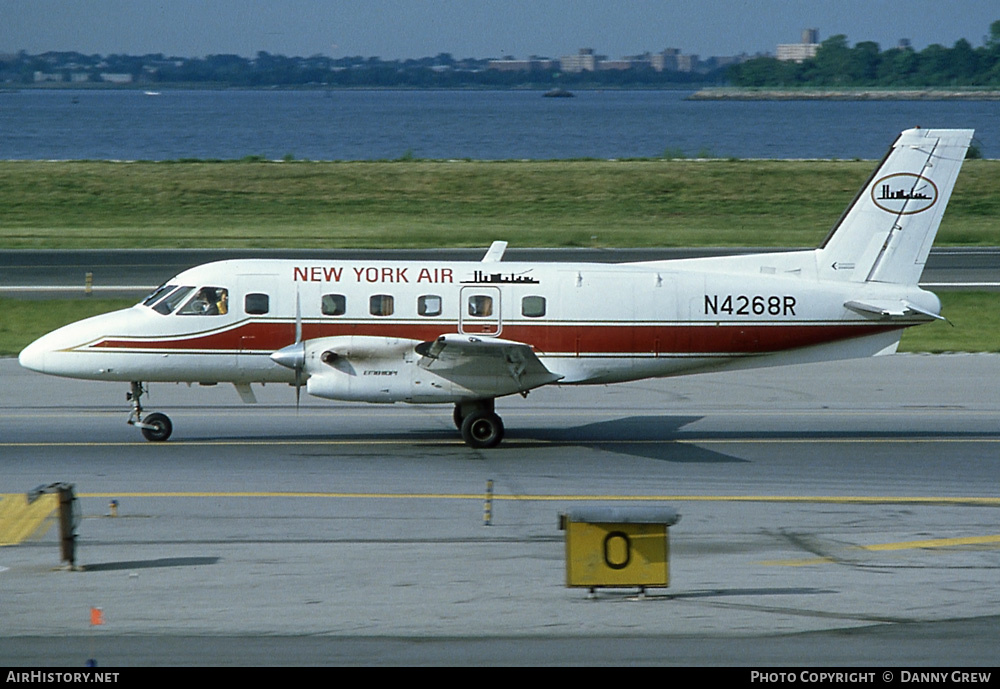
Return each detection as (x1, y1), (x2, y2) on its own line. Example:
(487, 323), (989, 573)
(562, 507), (680, 591)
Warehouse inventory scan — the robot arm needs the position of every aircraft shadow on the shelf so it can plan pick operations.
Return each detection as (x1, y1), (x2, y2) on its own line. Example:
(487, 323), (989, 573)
(510, 415), (749, 464)
(82, 556), (220, 572)
(193, 414), (748, 463)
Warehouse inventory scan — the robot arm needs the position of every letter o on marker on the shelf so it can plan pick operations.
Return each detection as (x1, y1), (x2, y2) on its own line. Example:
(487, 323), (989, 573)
(603, 531), (631, 570)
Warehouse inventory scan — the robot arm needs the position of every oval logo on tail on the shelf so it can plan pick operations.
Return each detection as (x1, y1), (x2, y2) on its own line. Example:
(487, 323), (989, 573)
(871, 173), (938, 215)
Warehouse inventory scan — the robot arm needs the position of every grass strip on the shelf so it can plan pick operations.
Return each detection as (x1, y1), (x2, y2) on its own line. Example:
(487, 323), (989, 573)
(0, 159), (997, 249)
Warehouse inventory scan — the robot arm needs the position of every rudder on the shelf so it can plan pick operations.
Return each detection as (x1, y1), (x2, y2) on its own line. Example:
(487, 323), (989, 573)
(818, 128), (973, 285)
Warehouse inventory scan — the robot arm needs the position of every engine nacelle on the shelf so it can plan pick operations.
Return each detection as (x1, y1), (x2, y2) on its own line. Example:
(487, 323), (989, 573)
(301, 335), (463, 403)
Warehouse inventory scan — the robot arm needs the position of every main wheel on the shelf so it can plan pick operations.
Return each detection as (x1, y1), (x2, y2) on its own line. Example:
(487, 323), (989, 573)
(140, 412), (173, 442)
(454, 399), (494, 430)
(460, 411), (504, 449)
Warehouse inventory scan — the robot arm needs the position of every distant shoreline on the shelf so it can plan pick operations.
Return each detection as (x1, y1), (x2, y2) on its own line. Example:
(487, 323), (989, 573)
(0, 83), (703, 93)
(689, 88), (1000, 101)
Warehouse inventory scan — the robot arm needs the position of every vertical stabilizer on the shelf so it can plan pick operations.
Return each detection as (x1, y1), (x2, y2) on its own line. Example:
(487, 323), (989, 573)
(818, 128), (973, 285)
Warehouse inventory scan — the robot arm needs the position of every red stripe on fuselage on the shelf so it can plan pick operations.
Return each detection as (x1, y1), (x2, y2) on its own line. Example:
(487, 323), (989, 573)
(89, 320), (905, 355)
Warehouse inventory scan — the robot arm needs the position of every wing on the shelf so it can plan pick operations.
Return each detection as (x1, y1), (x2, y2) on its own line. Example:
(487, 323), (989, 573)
(415, 333), (562, 396)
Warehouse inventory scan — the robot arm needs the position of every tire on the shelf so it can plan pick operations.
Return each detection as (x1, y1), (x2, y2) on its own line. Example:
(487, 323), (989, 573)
(140, 412), (173, 442)
(460, 411), (504, 449)
(454, 399), (494, 430)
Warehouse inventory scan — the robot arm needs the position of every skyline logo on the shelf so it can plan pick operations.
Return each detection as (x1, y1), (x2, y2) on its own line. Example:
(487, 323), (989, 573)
(871, 173), (938, 215)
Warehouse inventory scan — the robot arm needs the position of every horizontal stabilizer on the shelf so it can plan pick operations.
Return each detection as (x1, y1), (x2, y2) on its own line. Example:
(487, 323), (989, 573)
(844, 299), (944, 322)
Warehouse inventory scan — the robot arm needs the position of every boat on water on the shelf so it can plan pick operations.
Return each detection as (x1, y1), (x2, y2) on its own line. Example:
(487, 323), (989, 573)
(543, 88), (574, 98)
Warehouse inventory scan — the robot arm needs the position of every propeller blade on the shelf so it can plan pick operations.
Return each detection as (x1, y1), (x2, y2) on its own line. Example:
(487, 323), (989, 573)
(269, 340), (306, 411)
(295, 290), (302, 344)
(294, 289), (302, 410)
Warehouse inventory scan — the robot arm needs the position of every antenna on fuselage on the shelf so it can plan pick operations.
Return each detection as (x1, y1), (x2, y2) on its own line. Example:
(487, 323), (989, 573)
(482, 241), (507, 263)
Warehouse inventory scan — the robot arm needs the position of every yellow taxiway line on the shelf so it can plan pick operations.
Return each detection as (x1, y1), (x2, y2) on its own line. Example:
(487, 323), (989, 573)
(7, 490), (998, 559)
(763, 534), (1000, 567)
(71, 491), (1000, 506)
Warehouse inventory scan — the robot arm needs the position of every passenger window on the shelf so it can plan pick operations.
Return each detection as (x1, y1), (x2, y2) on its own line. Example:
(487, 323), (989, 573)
(152, 286), (194, 315)
(370, 294), (394, 317)
(245, 293), (270, 315)
(178, 287), (229, 316)
(522, 295), (546, 318)
(418, 295), (442, 317)
(468, 295), (493, 317)
(322, 294), (346, 316)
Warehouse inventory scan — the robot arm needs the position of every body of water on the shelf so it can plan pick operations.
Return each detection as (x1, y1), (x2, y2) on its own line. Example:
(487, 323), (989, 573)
(1, 88), (996, 161)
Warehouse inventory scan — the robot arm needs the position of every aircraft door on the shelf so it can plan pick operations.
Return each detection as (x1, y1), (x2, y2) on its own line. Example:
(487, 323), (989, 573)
(459, 286), (501, 336)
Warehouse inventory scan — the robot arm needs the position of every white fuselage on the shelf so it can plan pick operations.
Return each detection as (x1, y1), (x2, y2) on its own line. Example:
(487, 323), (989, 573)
(19, 251), (937, 403)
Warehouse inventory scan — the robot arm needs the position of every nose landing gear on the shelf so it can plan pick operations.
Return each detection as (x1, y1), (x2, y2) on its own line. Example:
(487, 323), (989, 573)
(127, 381), (173, 442)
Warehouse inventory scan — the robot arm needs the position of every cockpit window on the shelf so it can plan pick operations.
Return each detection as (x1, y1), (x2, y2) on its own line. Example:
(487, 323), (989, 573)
(152, 286), (194, 315)
(141, 283), (176, 307)
(178, 287), (229, 316)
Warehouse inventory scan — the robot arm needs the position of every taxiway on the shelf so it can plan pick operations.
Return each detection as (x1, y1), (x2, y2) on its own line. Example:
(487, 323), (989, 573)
(1, 354), (999, 665)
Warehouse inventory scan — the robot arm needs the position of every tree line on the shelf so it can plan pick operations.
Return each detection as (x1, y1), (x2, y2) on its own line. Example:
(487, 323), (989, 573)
(729, 20), (1000, 88)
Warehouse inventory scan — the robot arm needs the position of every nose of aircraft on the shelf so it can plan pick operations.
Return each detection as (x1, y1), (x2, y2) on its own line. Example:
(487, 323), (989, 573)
(18, 336), (48, 373)
(18, 307), (139, 379)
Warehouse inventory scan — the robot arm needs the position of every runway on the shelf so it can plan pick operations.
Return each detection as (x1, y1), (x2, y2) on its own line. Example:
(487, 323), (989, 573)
(1, 354), (999, 666)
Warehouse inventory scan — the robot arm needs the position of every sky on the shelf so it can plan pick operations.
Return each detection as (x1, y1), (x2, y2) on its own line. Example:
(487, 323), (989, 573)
(3, 1), (998, 60)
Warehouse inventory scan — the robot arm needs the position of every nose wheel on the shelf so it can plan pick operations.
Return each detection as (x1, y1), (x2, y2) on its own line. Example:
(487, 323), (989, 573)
(127, 382), (173, 442)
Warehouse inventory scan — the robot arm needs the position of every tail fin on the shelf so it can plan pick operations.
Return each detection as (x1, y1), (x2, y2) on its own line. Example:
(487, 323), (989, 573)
(818, 128), (973, 285)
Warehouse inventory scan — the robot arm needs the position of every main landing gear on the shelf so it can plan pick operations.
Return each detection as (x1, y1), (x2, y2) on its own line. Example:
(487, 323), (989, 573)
(127, 381), (173, 442)
(454, 399), (504, 449)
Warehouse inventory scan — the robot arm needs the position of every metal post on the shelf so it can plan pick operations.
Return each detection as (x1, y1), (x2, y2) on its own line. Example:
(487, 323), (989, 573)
(28, 482), (78, 569)
(483, 479), (493, 526)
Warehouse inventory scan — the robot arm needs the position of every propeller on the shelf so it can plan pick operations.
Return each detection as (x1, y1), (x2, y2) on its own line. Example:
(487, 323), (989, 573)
(269, 290), (305, 408)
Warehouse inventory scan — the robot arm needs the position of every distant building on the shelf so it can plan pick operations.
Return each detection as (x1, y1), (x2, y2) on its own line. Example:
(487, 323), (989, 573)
(487, 56), (557, 72)
(99, 73), (133, 84)
(560, 49), (597, 73)
(650, 48), (681, 72)
(777, 28), (819, 63)
(598, 59), (638, 71)
(675, 54), (699, 72)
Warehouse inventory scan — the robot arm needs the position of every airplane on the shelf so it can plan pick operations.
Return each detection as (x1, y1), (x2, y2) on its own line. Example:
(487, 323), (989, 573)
(18, 127), (973, 448)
